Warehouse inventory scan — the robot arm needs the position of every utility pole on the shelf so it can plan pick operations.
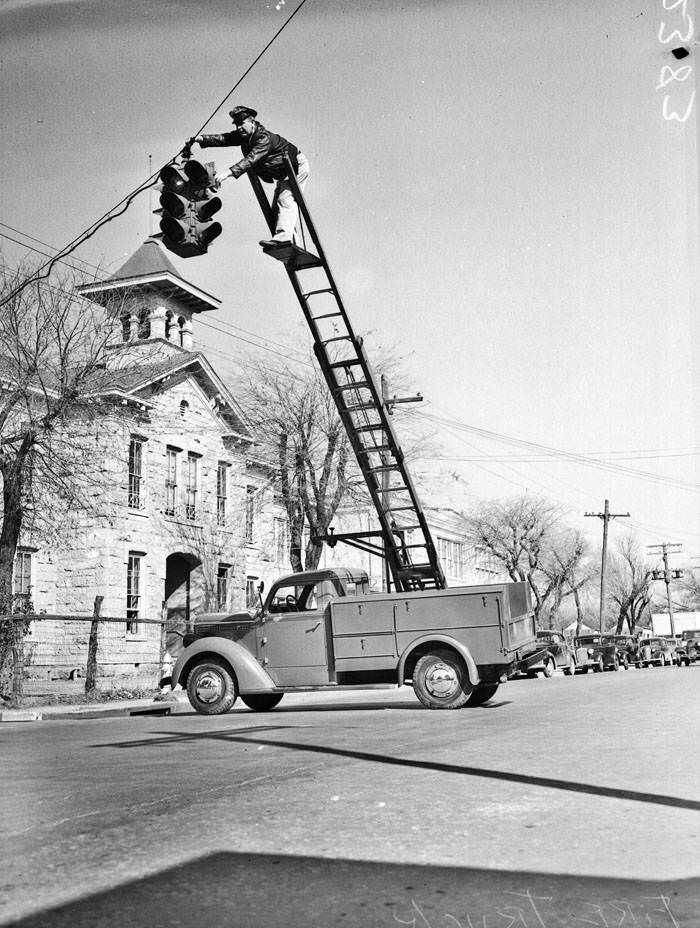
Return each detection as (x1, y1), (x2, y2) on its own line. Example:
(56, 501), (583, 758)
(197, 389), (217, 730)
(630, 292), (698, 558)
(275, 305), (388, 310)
(584, 499), (630, 634)
(380, 374), (423, 593)
(648, 542), (683, 637)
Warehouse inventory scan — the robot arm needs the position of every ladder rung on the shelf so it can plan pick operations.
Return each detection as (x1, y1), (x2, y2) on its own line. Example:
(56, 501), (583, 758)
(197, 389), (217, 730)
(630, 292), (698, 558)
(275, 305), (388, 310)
(362, 444), (393, 452)
(385, 506), (416, 512)
(368, 464), (400, 473)
(320, 336), (352, 345)
(329, 358), (362, 369)
(354, 423), (386, 433)
(391, 524), (422, 532)
(381, 486), (410, 493)
(345, 402), (380, 411)
(398, 544), (430, 551)
(311, 311), (344, 320)
(303, 288), (335, 298)
(335, 381), (370, 392)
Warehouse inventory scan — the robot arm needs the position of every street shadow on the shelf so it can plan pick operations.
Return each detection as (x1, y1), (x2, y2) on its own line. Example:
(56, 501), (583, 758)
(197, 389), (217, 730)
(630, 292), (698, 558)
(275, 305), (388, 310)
(98, 729), (700, 813)
(167, 696), (512, 716)
(3, 850), (699, 927)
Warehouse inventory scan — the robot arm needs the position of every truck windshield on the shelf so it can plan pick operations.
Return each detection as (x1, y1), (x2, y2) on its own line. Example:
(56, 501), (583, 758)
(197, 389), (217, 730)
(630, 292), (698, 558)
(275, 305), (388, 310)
(268, 578), (345, 614)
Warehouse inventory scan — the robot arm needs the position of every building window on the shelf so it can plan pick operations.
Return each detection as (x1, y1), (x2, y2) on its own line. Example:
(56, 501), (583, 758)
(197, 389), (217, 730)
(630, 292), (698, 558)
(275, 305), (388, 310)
(217, 563), (231, 611)
(246, 576), (259, 610)
(273, 516), (287, 564)
(137, 307), (150, 339)
(217, 462), (228, 526)
(185, 453), (199, 521)
(165, 447), (178, 516)
(180, 400), (189, 418)
(128, 437), (144, 509)
(13, 549), (32, 610)
(245, 485), (256, 544)
(437, 536), (465, 578)
(126, 552), (143, 635)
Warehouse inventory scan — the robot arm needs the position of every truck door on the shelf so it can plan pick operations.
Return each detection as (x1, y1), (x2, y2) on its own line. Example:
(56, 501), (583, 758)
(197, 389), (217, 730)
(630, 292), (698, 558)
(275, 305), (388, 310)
(260, 579), (333, 686)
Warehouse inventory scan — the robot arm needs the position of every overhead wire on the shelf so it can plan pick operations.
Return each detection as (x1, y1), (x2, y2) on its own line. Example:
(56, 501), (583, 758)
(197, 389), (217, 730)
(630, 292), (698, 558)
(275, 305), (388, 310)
(0, 0), (310, 308)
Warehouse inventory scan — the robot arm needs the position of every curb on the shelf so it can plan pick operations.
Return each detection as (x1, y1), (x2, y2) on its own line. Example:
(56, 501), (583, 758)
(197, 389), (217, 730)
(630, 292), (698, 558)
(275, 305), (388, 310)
(0, 695), (188, 722)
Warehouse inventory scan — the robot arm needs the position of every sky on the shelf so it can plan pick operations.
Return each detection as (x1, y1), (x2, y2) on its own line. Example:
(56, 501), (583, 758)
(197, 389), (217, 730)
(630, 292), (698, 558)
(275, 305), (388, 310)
(1, 0), (699, 570)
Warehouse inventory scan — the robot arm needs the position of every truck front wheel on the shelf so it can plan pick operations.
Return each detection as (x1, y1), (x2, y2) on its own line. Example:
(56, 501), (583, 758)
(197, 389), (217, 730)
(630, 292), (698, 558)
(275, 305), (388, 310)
(187, 659), (237, 715)
(412, 649), (473, 709)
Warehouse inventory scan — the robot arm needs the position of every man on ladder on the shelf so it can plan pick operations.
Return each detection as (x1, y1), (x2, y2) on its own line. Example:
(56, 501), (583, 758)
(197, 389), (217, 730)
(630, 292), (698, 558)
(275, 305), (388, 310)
(191, 106), (310, 248)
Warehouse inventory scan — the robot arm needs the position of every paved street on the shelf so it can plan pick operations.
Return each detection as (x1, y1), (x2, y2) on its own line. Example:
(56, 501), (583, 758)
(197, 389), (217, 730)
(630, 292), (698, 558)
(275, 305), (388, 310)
(2, 666), (699, 927)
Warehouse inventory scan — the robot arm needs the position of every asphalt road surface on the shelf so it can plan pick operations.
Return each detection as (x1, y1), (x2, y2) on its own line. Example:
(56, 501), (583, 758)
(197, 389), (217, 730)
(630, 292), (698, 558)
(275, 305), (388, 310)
(2, 665), (699, 927)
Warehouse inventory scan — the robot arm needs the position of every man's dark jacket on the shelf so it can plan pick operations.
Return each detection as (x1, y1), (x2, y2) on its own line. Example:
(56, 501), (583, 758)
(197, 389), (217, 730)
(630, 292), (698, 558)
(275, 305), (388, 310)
(199, 121), (299, 183)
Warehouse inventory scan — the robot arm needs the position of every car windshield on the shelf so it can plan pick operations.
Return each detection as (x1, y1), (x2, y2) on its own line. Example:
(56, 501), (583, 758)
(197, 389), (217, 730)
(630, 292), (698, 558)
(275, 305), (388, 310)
(576, 637), (602, 645)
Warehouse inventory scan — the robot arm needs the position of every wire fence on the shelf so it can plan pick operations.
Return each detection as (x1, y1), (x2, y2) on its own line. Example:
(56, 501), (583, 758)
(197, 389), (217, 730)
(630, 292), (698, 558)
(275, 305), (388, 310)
(1, 596), (171, 702)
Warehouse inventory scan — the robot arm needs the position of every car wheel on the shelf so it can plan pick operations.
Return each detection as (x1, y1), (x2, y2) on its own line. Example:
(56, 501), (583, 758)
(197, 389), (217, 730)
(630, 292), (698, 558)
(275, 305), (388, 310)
(621, 656), (629, 669)
(611, 656), (620, 671)
(412, 649), (473, 709)
(186, 659), (237, 715)
(241, 693), (284, 711)
(563, 657), (576, 676)
(542, 658), (556, 678)
(464, 683), (499, 707)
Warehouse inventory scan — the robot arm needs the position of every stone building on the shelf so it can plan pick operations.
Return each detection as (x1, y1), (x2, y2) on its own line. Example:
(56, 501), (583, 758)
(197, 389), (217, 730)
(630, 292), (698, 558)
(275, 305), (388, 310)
(17, 240), (287, 696)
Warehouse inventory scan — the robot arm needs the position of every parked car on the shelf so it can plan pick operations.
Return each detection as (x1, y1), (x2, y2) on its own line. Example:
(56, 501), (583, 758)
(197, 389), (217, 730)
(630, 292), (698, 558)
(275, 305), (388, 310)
(612, 635), (641, 668)
(572, 635), (626, 672)
(679, 630), (700, 664)
(638, 637), (676, 667)
(525, 630), (577, 677)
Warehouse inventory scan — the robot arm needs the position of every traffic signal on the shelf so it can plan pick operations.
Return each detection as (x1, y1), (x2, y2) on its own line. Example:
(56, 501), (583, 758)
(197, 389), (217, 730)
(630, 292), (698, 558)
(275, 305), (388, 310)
(155, 160), (222, 258)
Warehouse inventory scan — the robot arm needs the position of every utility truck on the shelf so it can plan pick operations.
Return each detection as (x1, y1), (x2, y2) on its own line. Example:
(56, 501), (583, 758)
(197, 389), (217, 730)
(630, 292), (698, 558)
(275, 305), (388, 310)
(168, 154), (544, 712)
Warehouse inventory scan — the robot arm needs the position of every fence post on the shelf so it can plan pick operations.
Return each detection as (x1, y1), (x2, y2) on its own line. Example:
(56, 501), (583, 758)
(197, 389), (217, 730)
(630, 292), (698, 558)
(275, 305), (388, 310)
(11, 619), (25, 705)
(85, 595), (103, 693)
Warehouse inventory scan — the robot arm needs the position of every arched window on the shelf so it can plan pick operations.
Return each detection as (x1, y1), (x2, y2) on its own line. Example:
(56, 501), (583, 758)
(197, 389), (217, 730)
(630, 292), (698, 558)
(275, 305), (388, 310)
(165, 311), (175, 341)
(177, 316), (186, 347)
(121, 313), (131, 342)
(137, 307), (150, 339)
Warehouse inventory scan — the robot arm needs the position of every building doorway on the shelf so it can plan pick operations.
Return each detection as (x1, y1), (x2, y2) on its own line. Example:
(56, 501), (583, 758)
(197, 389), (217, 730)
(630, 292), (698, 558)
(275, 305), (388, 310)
(164, 552), (202, 659)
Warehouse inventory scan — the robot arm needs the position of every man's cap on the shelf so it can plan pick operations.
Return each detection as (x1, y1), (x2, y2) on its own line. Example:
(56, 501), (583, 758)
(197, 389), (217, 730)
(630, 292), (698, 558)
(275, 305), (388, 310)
(229, 106), (257, 125)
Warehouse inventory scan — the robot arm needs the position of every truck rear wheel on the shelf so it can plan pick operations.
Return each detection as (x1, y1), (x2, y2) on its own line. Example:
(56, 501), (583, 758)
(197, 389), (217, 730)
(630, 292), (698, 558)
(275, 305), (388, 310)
(186, 659), (237, 715)
(412, 649), (473, 709)
(464, 683), (499, 707)
(241, 694), (284, 711)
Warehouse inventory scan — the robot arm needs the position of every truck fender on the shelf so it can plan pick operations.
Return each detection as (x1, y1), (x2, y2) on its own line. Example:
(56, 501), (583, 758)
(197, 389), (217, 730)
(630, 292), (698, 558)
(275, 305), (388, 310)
(171, 637), (277, 694)
(397, 635), (480, 687)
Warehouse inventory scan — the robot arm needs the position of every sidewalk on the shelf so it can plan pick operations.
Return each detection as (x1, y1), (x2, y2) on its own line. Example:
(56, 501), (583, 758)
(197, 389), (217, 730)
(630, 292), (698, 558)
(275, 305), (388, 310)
(0, 684), (411, 722)
(0, 692), (190, 722)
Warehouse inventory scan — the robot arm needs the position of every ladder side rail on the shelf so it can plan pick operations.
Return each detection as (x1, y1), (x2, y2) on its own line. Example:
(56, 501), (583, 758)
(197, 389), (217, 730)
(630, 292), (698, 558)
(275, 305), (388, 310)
(248, 168), (446, 591)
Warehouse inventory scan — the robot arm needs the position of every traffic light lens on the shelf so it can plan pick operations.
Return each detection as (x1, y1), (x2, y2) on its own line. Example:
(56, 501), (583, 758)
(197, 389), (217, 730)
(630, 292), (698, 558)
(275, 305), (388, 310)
(159, 165), (188, 194)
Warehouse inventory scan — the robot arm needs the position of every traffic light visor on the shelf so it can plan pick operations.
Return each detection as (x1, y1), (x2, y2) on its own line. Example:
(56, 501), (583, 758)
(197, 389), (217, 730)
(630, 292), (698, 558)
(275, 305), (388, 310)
(199, 222), (222, 248)
(195, 196), (222, 222)
(160, 215), (188, 243)
(160, 190), (189, 218)
(184, 159), (214, 189)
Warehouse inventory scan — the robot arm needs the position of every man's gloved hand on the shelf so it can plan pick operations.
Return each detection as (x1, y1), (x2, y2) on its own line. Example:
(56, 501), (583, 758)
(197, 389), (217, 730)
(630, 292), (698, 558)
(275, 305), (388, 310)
(215, 169), (233, 185)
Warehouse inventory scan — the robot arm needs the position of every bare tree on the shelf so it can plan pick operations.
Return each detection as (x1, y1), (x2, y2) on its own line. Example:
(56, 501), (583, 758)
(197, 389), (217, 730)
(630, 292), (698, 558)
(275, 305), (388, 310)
(606, 535), (654, 634)
(0, 259), (123, 695)
(460, 495), (584, 623)
(538, 529), (594, 630)
(235, 355), (367, 572)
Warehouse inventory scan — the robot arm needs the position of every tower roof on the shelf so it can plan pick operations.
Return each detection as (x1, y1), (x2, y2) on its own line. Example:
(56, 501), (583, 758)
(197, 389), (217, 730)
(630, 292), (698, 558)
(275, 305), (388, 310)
(76, 239), (220, 313)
